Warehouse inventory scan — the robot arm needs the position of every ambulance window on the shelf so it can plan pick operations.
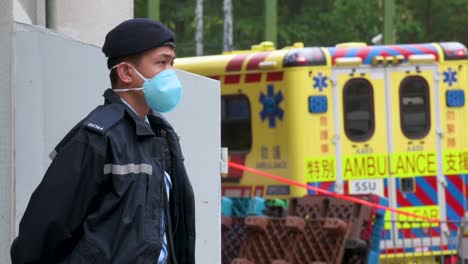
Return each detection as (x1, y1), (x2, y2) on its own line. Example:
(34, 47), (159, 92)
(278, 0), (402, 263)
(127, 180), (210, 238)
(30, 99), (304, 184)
(400, 77), (430, 139)
(343, 78), (375, 142)
(400, 178), (415, 193)
(221, 95), (252, 151)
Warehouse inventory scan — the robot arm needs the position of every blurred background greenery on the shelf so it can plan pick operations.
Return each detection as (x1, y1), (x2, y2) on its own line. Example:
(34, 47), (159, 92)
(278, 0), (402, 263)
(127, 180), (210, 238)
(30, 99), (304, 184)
(135, 0), (468, 57)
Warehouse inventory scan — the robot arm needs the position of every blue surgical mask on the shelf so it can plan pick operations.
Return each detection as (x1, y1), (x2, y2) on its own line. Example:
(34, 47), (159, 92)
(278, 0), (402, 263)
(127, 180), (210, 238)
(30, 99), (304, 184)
(112, 64), (183, 113)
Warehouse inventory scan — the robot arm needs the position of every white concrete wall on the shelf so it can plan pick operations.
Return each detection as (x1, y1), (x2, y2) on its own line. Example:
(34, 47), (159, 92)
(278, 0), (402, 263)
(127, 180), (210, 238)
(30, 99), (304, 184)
(47, 0), (133, 47)
(14, 23), (108, 225)
(0, 0), (14, 263)
(166, 70), (221, 264)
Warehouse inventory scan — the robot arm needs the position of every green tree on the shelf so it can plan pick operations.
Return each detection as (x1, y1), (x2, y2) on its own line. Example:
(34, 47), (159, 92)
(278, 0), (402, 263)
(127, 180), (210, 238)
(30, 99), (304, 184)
(135, 0), (468, 57)
(397, 0), (468, 44)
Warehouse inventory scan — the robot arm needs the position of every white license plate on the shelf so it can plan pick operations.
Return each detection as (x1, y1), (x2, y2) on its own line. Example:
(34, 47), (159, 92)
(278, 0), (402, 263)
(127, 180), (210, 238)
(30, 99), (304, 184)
(349, 179), (384, 196)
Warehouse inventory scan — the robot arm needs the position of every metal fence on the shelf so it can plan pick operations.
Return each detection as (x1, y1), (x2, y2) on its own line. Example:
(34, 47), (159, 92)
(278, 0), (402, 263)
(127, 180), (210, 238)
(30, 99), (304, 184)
(380, 220), (468, 264)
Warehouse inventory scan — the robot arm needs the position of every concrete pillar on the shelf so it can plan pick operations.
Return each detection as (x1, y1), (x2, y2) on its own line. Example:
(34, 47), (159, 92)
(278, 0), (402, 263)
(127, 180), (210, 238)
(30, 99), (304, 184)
(13, 0), (46, 26)
(0, 0), (14, 262)
(47, 0), (133, 47)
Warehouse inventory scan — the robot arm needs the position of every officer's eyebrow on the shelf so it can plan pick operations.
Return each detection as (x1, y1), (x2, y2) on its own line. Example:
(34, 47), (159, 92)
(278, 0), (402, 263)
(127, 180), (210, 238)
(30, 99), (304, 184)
(159, 53), (176, 61)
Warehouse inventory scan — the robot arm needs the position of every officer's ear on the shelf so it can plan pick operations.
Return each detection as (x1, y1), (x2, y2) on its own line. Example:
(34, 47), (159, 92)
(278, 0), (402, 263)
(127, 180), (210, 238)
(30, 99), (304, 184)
(115, 63), (134, 85)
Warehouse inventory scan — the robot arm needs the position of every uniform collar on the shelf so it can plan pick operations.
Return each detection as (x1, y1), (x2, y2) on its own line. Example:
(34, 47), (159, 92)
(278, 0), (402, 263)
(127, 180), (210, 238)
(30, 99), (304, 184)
(103, 89), (155, 136)
(120, 97), (150, 124)
(147, 110), (173, 131)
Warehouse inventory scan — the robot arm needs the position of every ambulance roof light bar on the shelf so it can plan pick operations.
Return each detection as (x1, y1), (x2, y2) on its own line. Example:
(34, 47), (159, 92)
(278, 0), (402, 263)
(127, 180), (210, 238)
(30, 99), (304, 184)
(335, 57), (362, 66)
(335, 42), (367, 48)
(251, 41), (276, 52)
(408, 54), (436, 64)
(283, 47), (326, 67)
(440, 42), (468, 60)
(372, 55), (404, 66)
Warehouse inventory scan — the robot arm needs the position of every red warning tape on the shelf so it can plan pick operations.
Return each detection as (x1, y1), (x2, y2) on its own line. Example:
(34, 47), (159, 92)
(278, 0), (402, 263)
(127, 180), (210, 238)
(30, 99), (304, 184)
(228, 162), (440, 223)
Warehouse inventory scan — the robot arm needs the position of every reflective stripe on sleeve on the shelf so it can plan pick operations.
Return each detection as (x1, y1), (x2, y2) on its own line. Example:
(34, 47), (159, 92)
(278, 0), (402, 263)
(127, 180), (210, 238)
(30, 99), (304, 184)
(103, 163), (153, 175)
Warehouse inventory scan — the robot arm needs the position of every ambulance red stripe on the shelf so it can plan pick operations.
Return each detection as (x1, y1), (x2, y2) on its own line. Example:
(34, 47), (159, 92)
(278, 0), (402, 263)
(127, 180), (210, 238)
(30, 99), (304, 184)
(245, 73), (262, 83)
(224, 75), (241, 84)
(226, 54), (249, 72)
(331, 48), (348, 64)
(246, 52), (270, 71)
(445, 189), (465, 216)
(388, 45), (415, 59)
(396, 189), (412, 207)
(414, 183), (437, 205)
(447, 174), (464, 194)
(266, 71), (283, 81)
(355, 46), (372, 62)
(426, 176), (438, 192)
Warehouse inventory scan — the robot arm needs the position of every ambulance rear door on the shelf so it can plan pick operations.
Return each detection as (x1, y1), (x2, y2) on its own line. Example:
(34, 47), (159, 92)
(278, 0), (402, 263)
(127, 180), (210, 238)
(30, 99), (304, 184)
(384, 61), (447, 243)
(331, 64), (389, 197)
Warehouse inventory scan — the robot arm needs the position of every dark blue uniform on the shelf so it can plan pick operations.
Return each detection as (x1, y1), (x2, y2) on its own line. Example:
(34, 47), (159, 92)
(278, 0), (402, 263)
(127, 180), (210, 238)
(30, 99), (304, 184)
(11, 89), (195, 263)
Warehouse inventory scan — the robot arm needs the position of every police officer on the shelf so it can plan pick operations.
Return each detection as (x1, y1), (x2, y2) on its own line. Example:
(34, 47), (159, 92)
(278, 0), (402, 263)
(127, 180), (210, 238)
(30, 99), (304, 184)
(11, 18), (195, 264)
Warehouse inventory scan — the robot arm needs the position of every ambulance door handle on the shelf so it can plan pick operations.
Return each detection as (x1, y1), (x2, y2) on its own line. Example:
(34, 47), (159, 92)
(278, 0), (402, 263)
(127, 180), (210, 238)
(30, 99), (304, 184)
(436, 130), (444, 138)
(333, 134), (340, 145)
(438, 177), (448, 188)
(334, 183), (343, 193)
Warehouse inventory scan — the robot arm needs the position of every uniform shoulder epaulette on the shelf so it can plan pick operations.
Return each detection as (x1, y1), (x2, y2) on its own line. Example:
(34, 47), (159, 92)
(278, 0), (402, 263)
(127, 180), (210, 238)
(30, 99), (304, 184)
(84, 104), (125, 134)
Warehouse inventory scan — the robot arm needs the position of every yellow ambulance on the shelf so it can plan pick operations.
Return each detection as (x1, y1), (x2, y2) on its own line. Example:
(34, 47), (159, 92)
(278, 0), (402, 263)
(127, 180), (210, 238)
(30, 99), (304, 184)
(175, 41), (468, 261)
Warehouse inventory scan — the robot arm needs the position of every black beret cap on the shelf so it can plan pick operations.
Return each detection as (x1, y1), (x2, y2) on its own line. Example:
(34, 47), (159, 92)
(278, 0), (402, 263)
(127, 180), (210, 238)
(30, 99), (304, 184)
(102, 18), (175, 58)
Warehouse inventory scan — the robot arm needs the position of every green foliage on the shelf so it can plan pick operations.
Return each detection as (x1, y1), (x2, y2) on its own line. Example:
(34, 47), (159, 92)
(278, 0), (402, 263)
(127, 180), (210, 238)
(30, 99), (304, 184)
(134, 0), (468, 57)
(397, 0), (468, 44)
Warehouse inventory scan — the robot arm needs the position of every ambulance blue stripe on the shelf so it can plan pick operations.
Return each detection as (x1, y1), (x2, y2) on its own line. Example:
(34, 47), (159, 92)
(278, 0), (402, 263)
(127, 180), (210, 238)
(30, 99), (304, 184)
(394, 179), (401, 207)
(400, 45), (425, 55)
(384, 230), (391, 240)
(307, 183), (316, 195)
(445, 176), (464, 221)
(411, 228), (422, 237)
(381, 47), (401, 57)
(307, 182), (335, 195)
(415, 177), (438, 204)
(398, 230), (406, 239)
(404, 192), (424, 206)
(446, 177), (464, 204)
(344, 47), (360, 57)
(464, 174), (468, 210)
(445, 198), (460, 222)
(364, 48), (383, 64)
